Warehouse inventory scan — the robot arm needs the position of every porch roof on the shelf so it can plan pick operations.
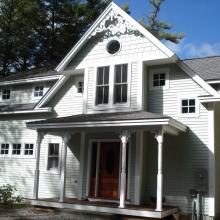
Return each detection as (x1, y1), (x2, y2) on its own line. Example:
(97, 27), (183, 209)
(27, 111), (187, 133)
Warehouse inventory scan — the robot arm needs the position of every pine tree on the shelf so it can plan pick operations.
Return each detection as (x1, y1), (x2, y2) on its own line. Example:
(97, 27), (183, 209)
(144, 0), (184, 43)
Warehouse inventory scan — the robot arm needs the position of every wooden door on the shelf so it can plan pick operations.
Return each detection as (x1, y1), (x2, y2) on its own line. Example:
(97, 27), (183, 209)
(98, 142), (120, 199)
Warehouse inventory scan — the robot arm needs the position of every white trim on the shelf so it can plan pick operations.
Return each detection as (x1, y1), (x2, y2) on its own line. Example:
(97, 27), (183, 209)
(55, 2), (175, 72)
(177, 61), (220, 97)
(149, 68), (170, 91)
(27, 118), (187, 132)
(31, 200), (178, 218)
(0, 107), (52, 115)
(198, 97), (220, 103)
(178, 96), (200, 118)
(0, 75), (61, 86)
(207, 80), (220, 84)
(32, 84), (45, 100)
(208, 103), (215, 216)
(36, 75), (68, 108)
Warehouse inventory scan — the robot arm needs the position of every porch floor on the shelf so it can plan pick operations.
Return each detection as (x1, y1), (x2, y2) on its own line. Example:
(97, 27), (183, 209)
(31, 198), (178, 218)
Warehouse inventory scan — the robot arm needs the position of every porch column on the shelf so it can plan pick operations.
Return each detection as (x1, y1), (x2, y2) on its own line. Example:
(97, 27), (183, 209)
(119, 130), (130, 208)
(59, 132), (71, 203)
(155, 130), (164, 211)
(33, 132), (45, 200)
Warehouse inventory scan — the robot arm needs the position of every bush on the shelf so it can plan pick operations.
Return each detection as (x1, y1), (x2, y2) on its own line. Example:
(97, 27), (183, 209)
(0, 184), (23, 206)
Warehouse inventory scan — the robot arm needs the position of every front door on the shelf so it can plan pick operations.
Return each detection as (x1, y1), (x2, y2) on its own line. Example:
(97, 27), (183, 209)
(99, 142), (120, 199)
(89, 141), (120, 200)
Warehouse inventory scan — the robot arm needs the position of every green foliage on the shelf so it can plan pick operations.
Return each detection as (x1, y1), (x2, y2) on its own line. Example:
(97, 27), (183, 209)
(143, 0), (184, 43)
(120, 3), (130, 14)
(0, 184), (23, 206)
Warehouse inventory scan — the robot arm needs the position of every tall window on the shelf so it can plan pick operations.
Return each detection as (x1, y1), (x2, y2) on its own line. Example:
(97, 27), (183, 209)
(96, 66), (109, 105)
(0, 144), (9, 155)
(77, 81), (84, 94)
(2, 89), (11, 100)
(114, 64), (128, 103)
(12, 144), (21, 155)
(48, 143), (59, 170)
(34, 86), (44, 97)
(24, 144), (34, 155)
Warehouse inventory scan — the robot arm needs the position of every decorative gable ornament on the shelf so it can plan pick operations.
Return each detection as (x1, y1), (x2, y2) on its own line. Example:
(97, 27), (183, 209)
(90, 9), (142, 38)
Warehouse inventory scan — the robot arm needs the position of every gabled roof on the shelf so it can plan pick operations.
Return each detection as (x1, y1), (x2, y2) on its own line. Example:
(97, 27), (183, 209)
(55, 2), (176, 72)
(183, 56), (220, 81)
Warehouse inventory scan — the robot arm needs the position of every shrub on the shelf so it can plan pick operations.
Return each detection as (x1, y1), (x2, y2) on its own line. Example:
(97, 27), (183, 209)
(0, 184), (23, 206)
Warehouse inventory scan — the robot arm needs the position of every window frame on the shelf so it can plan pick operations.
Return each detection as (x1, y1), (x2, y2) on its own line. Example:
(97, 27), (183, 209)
(95, 66), (110, 106)
(24, 143), (35, 158)
(93, 63), (131, 110)
(149, 68), (169, 90)
(114, 64), (128, 104)
(32, 84), (45, 99)
(0, 143), (10, 157)
(12, 143), (22, 157)
(0, 88), (12, 101)
(75, 75), (84, 96)
(46, 143), (61, 173)
(178, 96), (200, 117)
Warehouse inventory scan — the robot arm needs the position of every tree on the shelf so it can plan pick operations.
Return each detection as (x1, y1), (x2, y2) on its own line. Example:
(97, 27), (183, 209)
(143, 0), (184, 43)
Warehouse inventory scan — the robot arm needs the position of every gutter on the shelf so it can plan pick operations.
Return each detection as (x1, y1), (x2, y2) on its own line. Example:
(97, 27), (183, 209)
(0, 107), (52, 115)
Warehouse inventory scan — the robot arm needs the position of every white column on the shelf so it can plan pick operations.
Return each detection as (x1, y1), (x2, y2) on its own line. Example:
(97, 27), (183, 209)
(155, 130), (164, 211)
(33, 132), (44, 200)
(59, 132), (71, 203)
(119, 130), (130, 208)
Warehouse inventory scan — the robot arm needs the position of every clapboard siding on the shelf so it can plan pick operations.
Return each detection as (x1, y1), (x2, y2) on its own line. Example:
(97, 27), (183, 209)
(0, 81), (54, 105)
(51, 75), (83, 117)
(145, 64), (210, 213)
(215, 103), (220, 215)
(66, 32), (167, 71)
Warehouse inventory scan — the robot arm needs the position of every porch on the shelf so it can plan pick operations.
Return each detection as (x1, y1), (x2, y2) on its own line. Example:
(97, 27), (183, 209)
(27, 111), (187, 217)
(32, 198), (178, 218)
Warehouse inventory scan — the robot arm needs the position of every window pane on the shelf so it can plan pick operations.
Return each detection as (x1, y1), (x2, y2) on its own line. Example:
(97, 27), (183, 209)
(97, 68), (103, 85)
(122, 65), (128, 83)
(160, 73), (166, 80)
(160, 79), (165, 86)
(189, 99), (195, 106)
(103, 86), (109, 104)
(189, 107), (195, 113)
(122, 84), (127, 102)
(153, 74), (159, 80)
(182, 107), (188, 113)
(97, 87), (103, 104)
(49, 144), (54, 156)
(104, 67), (109, 84)
(115, 85), (121, 103)
(54, 144), (59, 156)
(115, 66), (121, 83)
(182, 100), (188, 106)
(153, 80), (159, 87)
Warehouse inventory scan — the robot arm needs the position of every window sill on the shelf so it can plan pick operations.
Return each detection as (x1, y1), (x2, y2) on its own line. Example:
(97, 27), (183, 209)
(92, 103), (130, 111)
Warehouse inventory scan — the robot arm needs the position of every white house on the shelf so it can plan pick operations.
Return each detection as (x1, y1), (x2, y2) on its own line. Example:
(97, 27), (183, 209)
(0, 2), (220, 219)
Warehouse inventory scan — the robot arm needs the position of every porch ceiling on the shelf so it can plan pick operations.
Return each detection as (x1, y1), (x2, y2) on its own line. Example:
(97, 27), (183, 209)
(26, 111), (187, 134)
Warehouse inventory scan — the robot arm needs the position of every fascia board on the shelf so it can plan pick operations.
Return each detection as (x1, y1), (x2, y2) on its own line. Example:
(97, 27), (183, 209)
(177, 61), (220, 97)
(0, 75), (61, 86)
(55, 2), (175, 72)
(35, 75), (68, 109)
(0, 107), (52, 115)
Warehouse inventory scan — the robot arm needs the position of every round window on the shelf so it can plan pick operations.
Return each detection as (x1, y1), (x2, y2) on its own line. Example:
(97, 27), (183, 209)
(106, 40), (121, 55)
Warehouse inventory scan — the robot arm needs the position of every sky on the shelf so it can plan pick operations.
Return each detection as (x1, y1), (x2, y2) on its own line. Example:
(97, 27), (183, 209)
(114, 0), (220, 59)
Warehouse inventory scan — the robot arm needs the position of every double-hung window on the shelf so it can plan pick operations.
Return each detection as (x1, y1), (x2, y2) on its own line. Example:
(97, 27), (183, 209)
(114, 64), (128, 103)
(48, 143), (59, 170)
(0, 144), (9, 155)
(96, 66), (110, 105)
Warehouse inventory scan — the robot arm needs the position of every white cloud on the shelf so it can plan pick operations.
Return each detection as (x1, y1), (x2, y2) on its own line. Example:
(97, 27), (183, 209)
(165, 40), (220, 59)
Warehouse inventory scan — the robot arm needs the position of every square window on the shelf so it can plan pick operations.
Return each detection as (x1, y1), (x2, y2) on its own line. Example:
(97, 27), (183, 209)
(2, 89), (11, 100)
(181, 99), (196, 114)
(12, 144), (21, 155)
(1, 144), (9, 155)
(24, 144), (34, 155)
(150, 69), (169, 90)
(34, 86), (44, 97)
